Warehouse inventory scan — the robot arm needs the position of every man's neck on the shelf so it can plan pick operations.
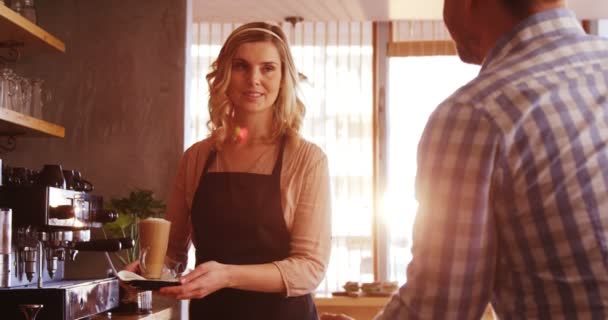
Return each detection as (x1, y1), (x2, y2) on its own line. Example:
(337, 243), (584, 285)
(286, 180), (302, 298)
(529, 1), (566, 15)
(478, 2), (565, 64)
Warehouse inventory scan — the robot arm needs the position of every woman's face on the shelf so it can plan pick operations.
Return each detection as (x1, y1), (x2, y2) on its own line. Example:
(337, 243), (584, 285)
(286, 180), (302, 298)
(227, 41), (283, 116)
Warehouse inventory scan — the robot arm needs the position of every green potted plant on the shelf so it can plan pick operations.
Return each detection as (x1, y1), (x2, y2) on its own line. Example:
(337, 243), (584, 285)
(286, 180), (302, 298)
(101, 188), (166, 314)
(102, 188), (166, 265)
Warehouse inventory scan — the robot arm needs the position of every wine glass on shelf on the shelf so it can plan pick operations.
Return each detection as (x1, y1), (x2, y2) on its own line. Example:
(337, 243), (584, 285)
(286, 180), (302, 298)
(20, 77), (32, 115)
(0, 68), (8, 109)
(8, 70), (21, 113)
(31, 78), (44, 118)
(1, 68), (15, 111)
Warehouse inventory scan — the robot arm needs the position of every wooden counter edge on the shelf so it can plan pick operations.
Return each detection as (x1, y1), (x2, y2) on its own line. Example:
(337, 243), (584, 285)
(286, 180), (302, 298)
(314, 295), (390, 307)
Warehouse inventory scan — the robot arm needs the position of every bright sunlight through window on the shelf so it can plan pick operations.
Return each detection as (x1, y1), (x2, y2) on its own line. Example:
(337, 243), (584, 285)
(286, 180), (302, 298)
(385, 56), (479, 283)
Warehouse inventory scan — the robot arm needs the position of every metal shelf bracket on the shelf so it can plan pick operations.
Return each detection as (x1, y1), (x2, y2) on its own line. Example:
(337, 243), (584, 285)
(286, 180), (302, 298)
(0, 41), (22, 64)
(0, 135), (17, 154)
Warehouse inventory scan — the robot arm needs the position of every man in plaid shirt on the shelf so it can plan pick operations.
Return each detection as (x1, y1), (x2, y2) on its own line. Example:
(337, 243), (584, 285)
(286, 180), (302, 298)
(325, 0), (608, 319)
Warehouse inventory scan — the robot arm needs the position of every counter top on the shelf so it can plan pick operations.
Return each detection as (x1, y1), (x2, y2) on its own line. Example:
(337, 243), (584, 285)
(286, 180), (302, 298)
(314, 295), (389, 320)
(93, 295), (180, 320)
(314, 295), (390, 307)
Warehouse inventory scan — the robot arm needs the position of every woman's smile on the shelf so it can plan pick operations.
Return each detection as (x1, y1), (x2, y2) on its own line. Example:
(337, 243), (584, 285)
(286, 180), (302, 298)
(243, 90), (264, 99)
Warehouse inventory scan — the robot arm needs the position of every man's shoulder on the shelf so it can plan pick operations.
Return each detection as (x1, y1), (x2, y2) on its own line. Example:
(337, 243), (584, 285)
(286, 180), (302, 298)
(428, 71), (510, 137)
(440, 32), (608, 136)
(434, 74), (490, 114)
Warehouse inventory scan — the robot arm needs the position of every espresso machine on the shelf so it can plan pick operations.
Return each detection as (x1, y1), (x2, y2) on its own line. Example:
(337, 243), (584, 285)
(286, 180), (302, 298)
(0, 166), (132, 320)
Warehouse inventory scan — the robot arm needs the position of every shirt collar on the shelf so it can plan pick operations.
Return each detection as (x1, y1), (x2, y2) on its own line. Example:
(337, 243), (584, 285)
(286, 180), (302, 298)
(481, 8), (584, 71)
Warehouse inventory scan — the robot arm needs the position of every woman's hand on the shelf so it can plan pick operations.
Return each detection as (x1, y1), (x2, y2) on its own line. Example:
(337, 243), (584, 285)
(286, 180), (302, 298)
(123, 259), (141, 274)
(118, 259), (142, 294)
(158, 260), (230, 299)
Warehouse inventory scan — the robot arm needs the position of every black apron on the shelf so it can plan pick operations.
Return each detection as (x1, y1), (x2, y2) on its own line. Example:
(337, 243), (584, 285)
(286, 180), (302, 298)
(189, 137), (318, 320)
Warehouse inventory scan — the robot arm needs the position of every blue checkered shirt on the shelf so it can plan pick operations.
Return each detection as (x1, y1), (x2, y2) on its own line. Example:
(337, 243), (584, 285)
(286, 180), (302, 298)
(376, 9), (608, 319)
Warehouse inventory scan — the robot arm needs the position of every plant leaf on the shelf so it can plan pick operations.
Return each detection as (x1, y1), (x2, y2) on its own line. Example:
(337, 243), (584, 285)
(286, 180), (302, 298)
(101, 188), (166, 264)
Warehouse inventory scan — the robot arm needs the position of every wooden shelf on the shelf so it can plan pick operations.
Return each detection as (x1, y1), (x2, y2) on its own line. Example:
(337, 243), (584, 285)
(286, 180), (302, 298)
(0, 108), (64, 138)
(0, 5), (65, 141)
(0, 4), (65, 56)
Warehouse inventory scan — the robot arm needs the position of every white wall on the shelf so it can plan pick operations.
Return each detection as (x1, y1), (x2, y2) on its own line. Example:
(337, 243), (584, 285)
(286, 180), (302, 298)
(599, 20), (608, 37)
(569, 0), (608, 19)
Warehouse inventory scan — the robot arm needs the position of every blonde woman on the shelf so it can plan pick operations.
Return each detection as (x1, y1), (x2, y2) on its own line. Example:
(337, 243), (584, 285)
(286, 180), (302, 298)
(160, 22), (331, 319)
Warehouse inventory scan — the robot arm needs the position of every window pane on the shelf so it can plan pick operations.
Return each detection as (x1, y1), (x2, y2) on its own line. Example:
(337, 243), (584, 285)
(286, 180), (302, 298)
(294, 22), (375, 295)
(385, 56), (479, 283)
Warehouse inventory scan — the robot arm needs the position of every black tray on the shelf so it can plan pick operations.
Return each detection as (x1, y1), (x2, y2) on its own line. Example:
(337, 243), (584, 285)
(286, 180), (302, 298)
(128, 279), (180, 290)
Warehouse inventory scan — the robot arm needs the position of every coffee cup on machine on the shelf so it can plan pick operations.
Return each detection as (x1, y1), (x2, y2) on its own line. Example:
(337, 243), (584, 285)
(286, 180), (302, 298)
(12, 168), (30, 186)
(72, 171), (93, 192)
(138, 218), (171, 279)
(62, 170), (77, 190)
(37, 164), (66, 189)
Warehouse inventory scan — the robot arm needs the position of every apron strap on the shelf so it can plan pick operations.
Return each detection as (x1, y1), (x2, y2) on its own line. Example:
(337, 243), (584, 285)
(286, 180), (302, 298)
(202, 135), (285, 176)
(202, 149), (217, 175)
(271, 135), (287, 178)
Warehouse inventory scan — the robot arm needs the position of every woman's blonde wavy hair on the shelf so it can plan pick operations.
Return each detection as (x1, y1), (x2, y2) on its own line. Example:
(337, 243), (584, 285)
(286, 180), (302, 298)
(206, 22), (305, 146)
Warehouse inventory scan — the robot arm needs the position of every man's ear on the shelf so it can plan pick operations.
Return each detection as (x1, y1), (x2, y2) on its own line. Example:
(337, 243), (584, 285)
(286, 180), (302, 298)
(464, 0), (476, 9)
(468, 0), (484, 13)
(467, 0), (496, 29)
(461, 0), (481, 29)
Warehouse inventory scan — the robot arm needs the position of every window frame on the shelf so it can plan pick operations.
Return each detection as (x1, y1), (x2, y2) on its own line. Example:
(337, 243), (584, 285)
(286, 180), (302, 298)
(372, 21), (459, 282)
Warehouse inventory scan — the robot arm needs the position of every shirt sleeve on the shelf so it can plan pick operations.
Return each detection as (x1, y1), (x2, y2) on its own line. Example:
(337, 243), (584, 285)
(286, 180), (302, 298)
(273, 151), (332, 297)
(165, 148), (193, 268)
(375, 103), (500, 319)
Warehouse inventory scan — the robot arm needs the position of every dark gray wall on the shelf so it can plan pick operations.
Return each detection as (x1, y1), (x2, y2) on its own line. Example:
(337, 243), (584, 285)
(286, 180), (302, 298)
(4, 0), (187, 277)
(7, 0), (186, 204)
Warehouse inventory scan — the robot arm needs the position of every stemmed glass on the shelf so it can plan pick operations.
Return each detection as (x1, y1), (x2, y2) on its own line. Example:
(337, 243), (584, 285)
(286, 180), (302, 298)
(0, 68), (7, 109)
(20, 78), (32, 115)
(0, 68), (49, 118)
(31, 78), (44, 118)
(0, 68), (15, 110)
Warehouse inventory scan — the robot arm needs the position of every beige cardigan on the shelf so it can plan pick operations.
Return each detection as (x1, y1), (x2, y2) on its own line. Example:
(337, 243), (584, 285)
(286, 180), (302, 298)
(165, 135), (332, 297)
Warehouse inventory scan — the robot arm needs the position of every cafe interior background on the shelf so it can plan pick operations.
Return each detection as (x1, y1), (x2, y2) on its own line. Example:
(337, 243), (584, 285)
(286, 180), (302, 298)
(1, 0), (607, 317)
